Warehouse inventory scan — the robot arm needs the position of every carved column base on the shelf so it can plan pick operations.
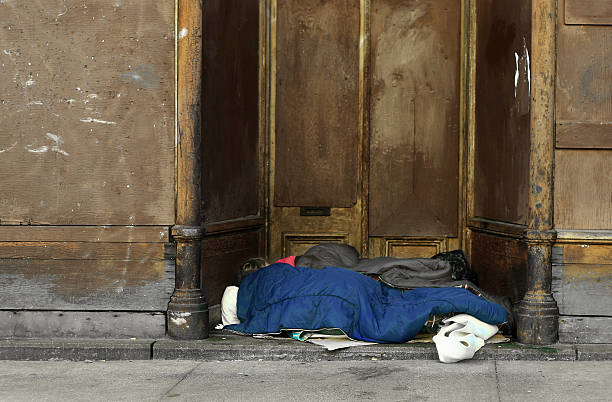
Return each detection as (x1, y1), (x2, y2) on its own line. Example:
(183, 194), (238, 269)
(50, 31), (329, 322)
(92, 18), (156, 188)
(516, 291), (559, 344)
(167, 225), (209, 340)
(167, 290), (209, 340)
(516, 231), (559, 344)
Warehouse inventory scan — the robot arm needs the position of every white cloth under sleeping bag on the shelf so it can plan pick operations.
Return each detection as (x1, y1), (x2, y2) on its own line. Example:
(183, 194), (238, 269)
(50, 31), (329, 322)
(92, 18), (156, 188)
(221, 286), (240, 326)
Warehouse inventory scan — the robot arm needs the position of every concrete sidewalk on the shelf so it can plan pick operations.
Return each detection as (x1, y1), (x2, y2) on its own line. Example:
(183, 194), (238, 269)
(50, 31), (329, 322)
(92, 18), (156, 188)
(0, 359), (610, 401)
(1, 331), (611, 362)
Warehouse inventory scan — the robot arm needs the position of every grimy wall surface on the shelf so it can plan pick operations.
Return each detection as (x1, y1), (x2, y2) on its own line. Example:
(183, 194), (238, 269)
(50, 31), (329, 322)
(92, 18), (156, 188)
(552, 0), (612, 343)
(0, 1), (176, 337)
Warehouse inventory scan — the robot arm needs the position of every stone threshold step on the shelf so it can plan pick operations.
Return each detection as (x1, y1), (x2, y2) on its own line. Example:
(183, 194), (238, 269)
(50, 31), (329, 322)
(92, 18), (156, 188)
(1, 332), (610, 362)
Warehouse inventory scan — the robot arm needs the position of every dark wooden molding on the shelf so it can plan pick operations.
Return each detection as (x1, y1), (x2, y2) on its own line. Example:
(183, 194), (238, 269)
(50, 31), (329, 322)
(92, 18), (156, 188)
(468, 217), (527, 238)
(167, 0), (208, 340)
(204, 216), (265, 235)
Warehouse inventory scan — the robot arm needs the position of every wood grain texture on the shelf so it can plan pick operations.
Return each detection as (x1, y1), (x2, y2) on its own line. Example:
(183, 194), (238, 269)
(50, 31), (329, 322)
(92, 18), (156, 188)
(556, 121), (612, 148)
(273, 0), (360, 207)
(0, 257), (174, 311)
(368, 237), (449, 258)
(473, 0), (531, 225)
(386, 243), (441, 259)
(202, 0), (260, 224)
(469, 230), (528, 303)
(554, 150), (612, 229)
(552, 263), (612, 316)
(559, 316), (612, 343)
(281, 233), (347, 258)
(558, 243), (612, 265)
(202, 229), (262, 304)
(557, 230), (612, 241)
(176, 0), (202, 227)
(368, 0), (460, 236)
(0, 311), (166, 338)
(0, 0), (175, 225)
(565, 0), (612, 25)
(0, 242), (171, 260)
(557, 0), (612, 124)
(0, 225), (170, 242)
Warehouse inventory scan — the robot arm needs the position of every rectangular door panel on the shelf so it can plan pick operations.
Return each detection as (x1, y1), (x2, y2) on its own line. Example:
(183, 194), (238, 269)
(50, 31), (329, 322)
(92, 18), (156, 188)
(274, 0), (360, 208)
(369, 0), (460, 236)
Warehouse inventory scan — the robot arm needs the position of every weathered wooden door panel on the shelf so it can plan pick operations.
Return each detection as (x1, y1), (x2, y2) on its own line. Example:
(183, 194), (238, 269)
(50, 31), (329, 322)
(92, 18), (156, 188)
(268, 0), (364, 259)
(274, 0), (361, 208)
(267, 0), (464, 259)
(369, 0), (461, 237)
(203, 0), (261, 224)
(555, 0), (612, 230)
(472, 0), (531, 226)
(201, 0), (264, 306)
(0, 0), (175, 226)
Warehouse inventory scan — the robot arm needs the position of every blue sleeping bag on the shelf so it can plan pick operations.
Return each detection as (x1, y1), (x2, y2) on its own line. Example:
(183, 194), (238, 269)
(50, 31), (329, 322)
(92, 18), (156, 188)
(226, 263), (508, 343)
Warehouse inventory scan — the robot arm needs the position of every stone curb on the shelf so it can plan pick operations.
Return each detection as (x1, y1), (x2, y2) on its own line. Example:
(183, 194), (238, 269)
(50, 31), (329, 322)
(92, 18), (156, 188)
(0, 338), (152, 361)
(1, 334), (610, 362)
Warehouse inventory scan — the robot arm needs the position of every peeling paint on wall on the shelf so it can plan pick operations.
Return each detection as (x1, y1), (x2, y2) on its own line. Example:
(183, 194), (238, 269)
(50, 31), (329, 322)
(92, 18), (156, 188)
(120, 64), (160, 90)
(79, 117), (117, 125)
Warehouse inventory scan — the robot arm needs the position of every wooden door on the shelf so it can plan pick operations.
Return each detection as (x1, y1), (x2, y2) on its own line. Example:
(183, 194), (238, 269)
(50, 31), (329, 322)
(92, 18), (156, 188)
(265, 0), (464, 260)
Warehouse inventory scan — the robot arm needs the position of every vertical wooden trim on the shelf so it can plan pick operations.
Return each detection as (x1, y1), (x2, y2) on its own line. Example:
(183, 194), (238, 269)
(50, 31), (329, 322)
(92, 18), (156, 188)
(464, 0), (478, 257)
(168, 0), (208, 340)
(516, 0), (559, 345)
(528, 0), (556, 234)
(266, 0), (278, 259)
(465, 0), (477, 229)
(458, 0), (470, 251)
(176, 0), (202, 226)
(174, 0), (179, 219)
(359, 0), (371, 257)
(260, 0), (271, 258)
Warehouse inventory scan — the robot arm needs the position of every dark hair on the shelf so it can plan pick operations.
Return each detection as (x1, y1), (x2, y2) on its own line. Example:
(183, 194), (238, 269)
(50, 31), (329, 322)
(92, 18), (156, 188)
(234, 257), (268, 286)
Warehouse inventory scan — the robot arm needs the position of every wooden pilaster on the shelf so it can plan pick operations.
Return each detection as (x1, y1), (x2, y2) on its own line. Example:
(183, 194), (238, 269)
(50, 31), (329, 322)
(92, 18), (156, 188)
(167, 0), (209, 340)
(516, 0), (559, 345)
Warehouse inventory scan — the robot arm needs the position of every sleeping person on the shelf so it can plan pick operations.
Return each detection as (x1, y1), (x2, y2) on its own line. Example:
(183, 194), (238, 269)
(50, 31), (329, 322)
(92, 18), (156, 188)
(221, 261), (508, 344)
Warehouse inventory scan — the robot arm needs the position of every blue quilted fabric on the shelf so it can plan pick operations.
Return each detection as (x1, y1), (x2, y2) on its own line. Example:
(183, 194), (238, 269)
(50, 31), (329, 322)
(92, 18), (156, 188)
(226, 263), (508, 343)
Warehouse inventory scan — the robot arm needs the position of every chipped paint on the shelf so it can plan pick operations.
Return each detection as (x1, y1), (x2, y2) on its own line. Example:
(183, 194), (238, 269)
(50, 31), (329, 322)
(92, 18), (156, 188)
(524, 39), (531, 96)
(514, 52), (519, 98)
(120, 64), (160, 90)
(178, 28), (188, 39)
(169, 311), (191, 326)
(0, 141), (19, 154)
(46, 132), (69, 156)
(80, 117), (117, 125)
(26, 145), (48, 154)
(55, 7), (68, 22)
(24, 133), (69, 156)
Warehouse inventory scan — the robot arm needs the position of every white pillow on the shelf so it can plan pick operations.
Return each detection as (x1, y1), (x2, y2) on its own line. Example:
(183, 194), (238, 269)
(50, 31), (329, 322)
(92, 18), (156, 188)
(221, 286), (240, 326)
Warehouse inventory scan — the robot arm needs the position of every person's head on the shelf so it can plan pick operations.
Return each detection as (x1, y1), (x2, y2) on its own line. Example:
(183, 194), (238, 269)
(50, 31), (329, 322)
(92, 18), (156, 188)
(234, 257), (269, 286)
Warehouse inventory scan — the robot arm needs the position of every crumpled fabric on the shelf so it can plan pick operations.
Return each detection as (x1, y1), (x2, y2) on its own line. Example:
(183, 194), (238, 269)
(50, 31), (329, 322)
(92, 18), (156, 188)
(294, 243), (475, 290)
(225, 263), (508, 343)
